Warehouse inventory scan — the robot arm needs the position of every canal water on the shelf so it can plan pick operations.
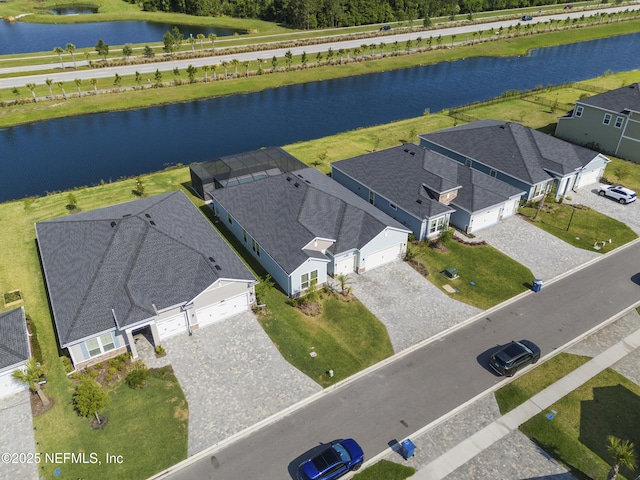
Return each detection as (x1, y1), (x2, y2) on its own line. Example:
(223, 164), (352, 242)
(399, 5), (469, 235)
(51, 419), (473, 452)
(1, 32), (639, 202)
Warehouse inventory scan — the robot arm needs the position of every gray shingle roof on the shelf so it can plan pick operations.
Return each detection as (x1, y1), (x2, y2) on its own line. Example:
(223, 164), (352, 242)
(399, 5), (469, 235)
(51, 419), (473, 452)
(0, 307), (30, 370)
(332, 144), (522, 217)
(209, 167), (409, 275)
(35, 191), (255, 347)
(578, 83), (640, 113)
(420, 120), (600, 184)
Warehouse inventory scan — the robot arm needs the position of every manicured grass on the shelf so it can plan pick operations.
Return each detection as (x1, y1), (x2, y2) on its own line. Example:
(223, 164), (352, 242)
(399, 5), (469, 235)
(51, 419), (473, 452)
(354, 459), (416, 479)
(406, 237), (534, 310)
(257, 285), (394, 387)
(519, 202), (637, 254)
(36, 370), (188, 480)
(494, 353), (591, 414)
(518, 368), (640, 480)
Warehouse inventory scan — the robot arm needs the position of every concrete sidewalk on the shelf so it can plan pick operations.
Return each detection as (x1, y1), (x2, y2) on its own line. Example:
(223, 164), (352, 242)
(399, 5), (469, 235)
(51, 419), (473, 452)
(410, 326), (640, 479)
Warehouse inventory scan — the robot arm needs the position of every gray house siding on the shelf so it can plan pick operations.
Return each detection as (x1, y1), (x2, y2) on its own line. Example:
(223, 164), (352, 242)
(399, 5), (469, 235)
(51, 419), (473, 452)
(556, 105), (623, 154)
(211, 200), (290, 295)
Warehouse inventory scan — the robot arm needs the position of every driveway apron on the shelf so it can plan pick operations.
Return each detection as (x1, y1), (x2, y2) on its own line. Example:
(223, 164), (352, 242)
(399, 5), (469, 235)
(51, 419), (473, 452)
(0, 390), (38, 480)
(570, 184), (640, 234)
(348, 262), (481, 353)
(140, 311), (321, 456)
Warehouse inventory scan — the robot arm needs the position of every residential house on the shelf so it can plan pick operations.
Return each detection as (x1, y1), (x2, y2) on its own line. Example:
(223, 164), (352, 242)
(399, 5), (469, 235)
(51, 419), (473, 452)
(555, 83), (640, 163)
(208, 167), (411, 297)
(332, 144), (524, 238)
(0, 307), (31, 398)
(36, 191), (257, 369)
(419, 120), (609, 201)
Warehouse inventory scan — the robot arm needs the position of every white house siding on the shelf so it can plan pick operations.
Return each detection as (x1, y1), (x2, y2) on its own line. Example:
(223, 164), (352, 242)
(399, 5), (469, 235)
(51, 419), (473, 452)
(190, 280), (255, 328)
(290, 258), (330, 297)
(357, 228), (408, 272)
(0, 366), (27, 398)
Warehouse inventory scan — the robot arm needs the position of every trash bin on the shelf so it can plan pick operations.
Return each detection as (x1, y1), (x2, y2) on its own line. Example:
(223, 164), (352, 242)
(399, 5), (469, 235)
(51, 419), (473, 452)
(532, 279), (543, 293)
(400, 439), (416, 459)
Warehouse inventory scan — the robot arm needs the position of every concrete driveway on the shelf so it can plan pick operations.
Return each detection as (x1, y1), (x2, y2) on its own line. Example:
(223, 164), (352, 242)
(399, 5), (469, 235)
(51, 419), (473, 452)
(570, 183), (640, 234)
(348, 262), (481, 353)
(0, 390), (37, 480)
(472, 215), (600, 281)
(137, 311), (321, 456)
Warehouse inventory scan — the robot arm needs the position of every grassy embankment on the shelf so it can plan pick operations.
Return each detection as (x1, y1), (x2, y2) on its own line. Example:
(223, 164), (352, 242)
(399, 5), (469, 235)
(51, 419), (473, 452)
(1, 13), (640, 127)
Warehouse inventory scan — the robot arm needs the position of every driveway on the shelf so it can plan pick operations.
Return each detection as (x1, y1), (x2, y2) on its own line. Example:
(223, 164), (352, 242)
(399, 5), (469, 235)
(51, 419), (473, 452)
(136, 311), (321, 456)
(472, 215), (600, 281)
(348, 262), (481, 353)
(570, 183), (640, 234)
(0, 390), (37, 480)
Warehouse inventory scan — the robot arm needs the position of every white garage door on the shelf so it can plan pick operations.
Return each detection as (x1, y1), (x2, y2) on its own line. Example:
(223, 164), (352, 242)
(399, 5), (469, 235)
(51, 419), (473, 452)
(196, 293), (249, 328)
(0, 371), (27, 399)
(157, 312), (188, 340)
(576, 169), (602, 188)
(364, 244), (401, 271)
(469, 206), (502, 233)
(334, 255), (355, 276)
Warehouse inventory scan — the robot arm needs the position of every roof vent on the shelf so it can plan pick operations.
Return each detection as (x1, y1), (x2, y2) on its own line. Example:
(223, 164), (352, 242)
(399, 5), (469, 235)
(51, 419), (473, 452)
(403, 148), (409, 153)
(294, 182), (300, 188)
(208, 257), (215, 262)
(416, 199), (423, 204)
(110, 221), (117, 227)
(286, 176), (292, 181)
(305, 180), (311, 184)
(149, 221), (156, 226)
(499, 125), (505, 129)
(145, 213), (151, 218)
(215, 265), (222, 271)
(410, 151), (415, 156)
(122, 214), (131, 218)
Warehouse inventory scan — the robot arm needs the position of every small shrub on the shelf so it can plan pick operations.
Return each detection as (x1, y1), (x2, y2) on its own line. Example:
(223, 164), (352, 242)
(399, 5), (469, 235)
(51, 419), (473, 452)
(89, 369), (99, 378)
(61, 355), (74, 373)
(125, 367), (149, 389)
(94, 362), (103, 370)
(108, 367), (116, 375)
(107, 359), (119, 367)
(116, 363), (125, 372)
(155, 345), (165, 355)
(105, 374), (112, 383)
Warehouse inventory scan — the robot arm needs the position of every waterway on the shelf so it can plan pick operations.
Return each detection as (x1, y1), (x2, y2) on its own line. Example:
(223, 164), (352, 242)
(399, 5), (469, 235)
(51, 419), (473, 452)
(0, 20), (240, 55)
(1, 32), (639, 202)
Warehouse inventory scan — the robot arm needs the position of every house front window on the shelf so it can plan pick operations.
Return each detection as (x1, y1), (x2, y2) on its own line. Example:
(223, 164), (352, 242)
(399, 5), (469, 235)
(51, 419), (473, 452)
(465, 158), (472, 167)
(369, 191), (375, 205)
(251, 239), (261, 257)
(615, 116), (624, 128)
(533, 182), (548, 197)
(575, 106), (583, 117)
(429, 216), (449, 235)
(603, 114), (612, 125)
(85, 333), (116, 359)
(490, 169), (497, 178)
(389, 202), (397, 210)
(301, 270), (318, 289)
(227, 213), (233, 224)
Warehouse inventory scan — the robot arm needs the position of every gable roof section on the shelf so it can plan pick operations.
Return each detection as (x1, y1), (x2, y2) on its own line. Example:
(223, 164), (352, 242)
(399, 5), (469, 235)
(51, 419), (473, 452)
(419, 120), (600, 184)
(209, 167), (409, 275)
(0, 307), (30, 371)
(332, 144), (522, 217)
(36, 191), (255, 347)
(578, 83), (640, 113)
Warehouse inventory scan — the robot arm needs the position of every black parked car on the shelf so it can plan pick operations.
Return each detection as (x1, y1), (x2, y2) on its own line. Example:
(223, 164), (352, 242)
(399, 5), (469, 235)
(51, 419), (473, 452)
(380, 25), (391, 30)
(489, 340), (540, 377)
(522, 15), (533, 20)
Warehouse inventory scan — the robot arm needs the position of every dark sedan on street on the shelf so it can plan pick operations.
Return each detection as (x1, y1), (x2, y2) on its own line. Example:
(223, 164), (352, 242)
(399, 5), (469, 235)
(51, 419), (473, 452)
(297, 439), (364, 480)
(489, 340), (541, 377)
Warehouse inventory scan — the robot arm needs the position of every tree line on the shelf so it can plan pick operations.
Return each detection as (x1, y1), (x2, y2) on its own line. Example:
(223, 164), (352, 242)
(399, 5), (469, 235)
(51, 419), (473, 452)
(137, 0), (586, 29)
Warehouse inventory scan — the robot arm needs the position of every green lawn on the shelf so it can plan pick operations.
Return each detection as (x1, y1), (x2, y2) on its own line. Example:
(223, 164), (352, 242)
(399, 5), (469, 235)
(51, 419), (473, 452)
(519, 202), (637, 254)
(406, 236), (534, 310)
(257, 284), (394, 387)
(36, 368), (188, 480)
(495, 353), (591, 414)
(518, 368), (640, 480)
(354, 459), (416, 479)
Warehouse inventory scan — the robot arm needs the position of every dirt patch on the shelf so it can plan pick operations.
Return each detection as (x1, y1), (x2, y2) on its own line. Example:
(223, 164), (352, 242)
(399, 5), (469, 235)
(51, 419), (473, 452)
(91, 415), (108, 430)
(30, 391), (54, 417)
(173, 401), (188, 422)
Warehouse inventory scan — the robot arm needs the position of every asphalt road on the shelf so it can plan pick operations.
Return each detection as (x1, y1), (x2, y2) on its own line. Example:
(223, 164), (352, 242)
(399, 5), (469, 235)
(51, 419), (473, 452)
(152, 239), (640, 480)
(0, 5), (636, 90)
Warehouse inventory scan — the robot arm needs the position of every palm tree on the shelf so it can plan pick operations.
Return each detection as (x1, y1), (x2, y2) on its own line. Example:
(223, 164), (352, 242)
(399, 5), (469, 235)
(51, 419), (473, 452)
(284, 50), (293, 70)
(202, 64), (210, 82)
(451, 34), (456, 46)
(45, 78), (53, 97)
(211, 64), (218, 80)
(188, 36), (196, 53)
(25, 83), (37, 102)
(231, 58), (240, 77)
(256, 58), (264, 74)
(53, 46), (65, 69)
(243, 60), (250, 77)
(197, 33), (205, 50)
(606, 436), (637, 480)
(221, 61), (229, 78)
(56, 81), (67, 100)
(74, 78), (82, 94)
(135, 71), (142, 89)
(89, 78), (98, 93)
(13, 358), (49, 406)
(335, 274), (352, 296)
(369, 43), (376, 57)
(338, 48), (344, 64)
(208, 33), (217, 51)
(66, 43), (77, 69)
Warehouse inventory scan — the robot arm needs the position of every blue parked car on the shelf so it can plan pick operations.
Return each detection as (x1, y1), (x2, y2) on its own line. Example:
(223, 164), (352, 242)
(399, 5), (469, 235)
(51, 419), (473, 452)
(297, 439), (364, 480)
